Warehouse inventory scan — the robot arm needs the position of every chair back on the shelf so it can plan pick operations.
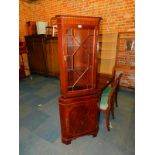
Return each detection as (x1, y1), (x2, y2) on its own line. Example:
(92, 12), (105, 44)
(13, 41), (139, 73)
(116, 73), (122, 89)
(99, 73), (122, 109)
(107, 81), (117, 107)
(107, 73), (122, 105)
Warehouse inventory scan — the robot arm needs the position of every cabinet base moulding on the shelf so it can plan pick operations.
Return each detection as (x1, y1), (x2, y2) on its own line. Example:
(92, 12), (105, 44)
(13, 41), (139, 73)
(61, 128), (99, 145)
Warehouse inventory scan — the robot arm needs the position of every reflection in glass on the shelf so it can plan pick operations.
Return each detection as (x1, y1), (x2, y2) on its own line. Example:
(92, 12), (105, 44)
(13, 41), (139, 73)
(66, 28), (95, 91)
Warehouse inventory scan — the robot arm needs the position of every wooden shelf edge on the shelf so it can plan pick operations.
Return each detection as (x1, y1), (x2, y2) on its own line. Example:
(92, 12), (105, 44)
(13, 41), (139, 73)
(115, 66), (135, 73)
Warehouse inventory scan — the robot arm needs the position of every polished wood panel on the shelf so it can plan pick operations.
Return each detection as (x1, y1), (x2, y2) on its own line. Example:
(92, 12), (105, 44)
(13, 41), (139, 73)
(25, 35), (59, 77)
(45, 38), (59, 77)
(59, 93), (99, 144)
(56, 15), (101, 144)
(56, 15), (101, 96)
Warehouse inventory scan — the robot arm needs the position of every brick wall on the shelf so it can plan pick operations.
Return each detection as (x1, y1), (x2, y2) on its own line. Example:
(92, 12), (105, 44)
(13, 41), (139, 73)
(121, 72), (135, 88)
(116, 32), (135, 88)
(19, 0), (135, 87)
(19, 0), (33, 41)
(19, 0), (135, 40)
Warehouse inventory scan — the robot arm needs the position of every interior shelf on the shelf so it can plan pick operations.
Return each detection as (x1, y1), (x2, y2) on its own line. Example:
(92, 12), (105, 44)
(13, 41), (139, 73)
(97, 57), (115, 60)
(97, 32), (118, 75)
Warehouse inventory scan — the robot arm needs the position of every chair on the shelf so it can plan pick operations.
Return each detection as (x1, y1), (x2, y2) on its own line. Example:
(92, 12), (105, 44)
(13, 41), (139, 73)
(99, 73), (122, 131)
(99, 74), (121, 131)
(104, 73), (122, 106)
(101, 73), (122, 107)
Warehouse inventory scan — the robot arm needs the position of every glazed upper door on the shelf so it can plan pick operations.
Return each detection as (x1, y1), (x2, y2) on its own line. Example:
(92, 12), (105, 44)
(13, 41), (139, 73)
(65, 26), (97, 94)
(56, 15), (101, 96)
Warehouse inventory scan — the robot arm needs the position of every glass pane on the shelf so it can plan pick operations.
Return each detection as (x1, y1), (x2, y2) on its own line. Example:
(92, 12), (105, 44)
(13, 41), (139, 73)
(66, 28), (95, 91)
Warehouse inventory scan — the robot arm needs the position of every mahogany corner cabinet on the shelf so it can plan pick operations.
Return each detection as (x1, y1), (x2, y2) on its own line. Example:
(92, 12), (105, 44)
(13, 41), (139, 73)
(56, 15), (101, 144)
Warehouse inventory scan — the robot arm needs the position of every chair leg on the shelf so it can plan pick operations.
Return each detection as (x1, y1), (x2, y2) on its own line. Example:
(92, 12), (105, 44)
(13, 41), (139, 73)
(115, 92), (118, 107)
(111, 103), (115, 119)
(106, 110), (110, 131)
